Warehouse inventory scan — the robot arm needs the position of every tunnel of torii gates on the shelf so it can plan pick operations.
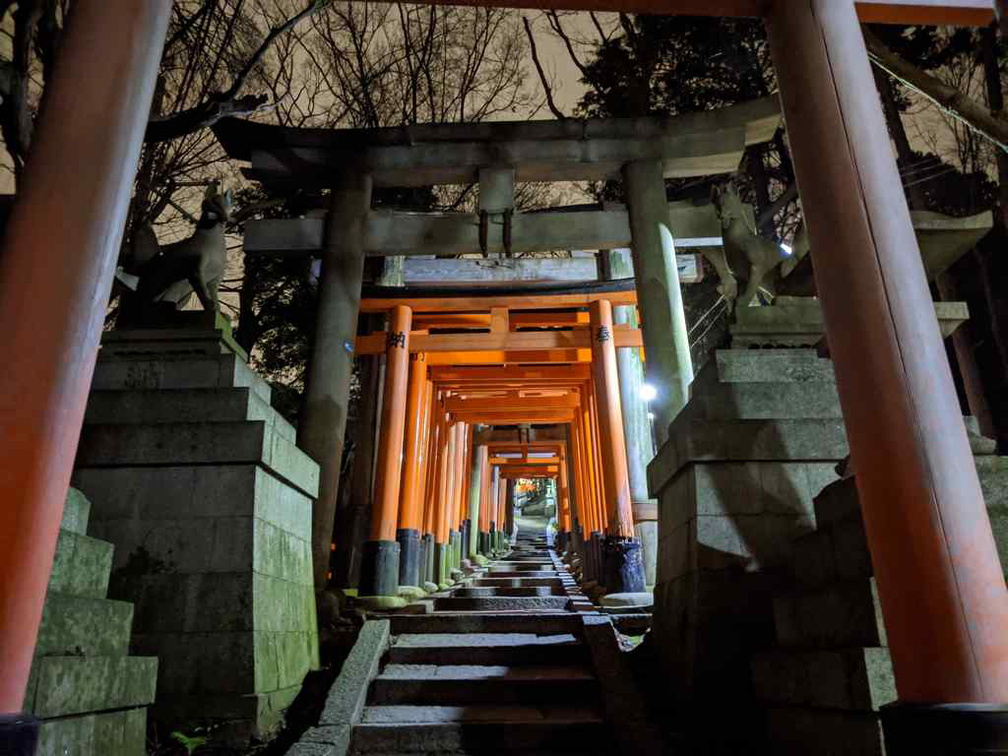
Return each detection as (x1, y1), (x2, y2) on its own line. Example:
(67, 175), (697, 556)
(0, 0), (1007, 738)
(349, 290), (650, 599)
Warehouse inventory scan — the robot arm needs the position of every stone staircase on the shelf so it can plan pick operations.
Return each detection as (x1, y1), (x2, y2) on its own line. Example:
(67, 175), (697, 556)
(751, 432), (1008, 755)
(26, 488), (157, 756)
(352, 531), (613, 754)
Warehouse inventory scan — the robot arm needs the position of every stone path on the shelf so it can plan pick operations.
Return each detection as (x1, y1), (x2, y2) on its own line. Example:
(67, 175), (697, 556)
(349, 527), (621, 754)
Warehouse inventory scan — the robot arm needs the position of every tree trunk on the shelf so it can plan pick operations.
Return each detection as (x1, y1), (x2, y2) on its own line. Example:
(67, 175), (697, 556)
(873, 65), (927, 209)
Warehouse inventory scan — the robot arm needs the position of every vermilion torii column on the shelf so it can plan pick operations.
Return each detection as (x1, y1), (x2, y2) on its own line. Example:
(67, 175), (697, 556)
(422, 401), (442, 587)
(396, 352), (430, 593)
(478, 449), (493, 556)
(590, 299), (646, 595)
(0, 1), (170, 737)
(433, 420), (457, 588)
(767, 0), (1008, 743)
(467, 440), (487, 559)
(359, 306), (412, 602)
(557, 443), (573, 551)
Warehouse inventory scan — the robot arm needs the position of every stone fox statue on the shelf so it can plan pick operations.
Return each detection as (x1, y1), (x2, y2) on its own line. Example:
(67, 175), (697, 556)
(121, 183), (233, 311)
(706, 181), (810, 309)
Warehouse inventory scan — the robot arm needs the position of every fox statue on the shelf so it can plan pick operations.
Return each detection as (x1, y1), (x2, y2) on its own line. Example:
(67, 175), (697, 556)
(704, 180), (810, 310)
(119, 182), (232, 313)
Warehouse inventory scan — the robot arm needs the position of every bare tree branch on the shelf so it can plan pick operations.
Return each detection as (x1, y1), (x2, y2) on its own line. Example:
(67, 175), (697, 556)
(145, 1), (328, 143)
(863, 25), (1008, 152)
(523, 16), (564, 120)
(546, 11), (588, 78)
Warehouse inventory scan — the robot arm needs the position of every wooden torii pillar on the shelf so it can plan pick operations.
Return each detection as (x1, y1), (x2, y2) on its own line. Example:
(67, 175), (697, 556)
(360, 305), (413, 603)
(396, 352), (431, 591)
(590, 299), (646, 595)
(766, 1), (1008, 748)
(0, 2), (171, 742)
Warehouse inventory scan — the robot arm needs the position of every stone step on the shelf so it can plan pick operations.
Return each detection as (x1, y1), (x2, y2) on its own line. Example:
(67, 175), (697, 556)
(453, 586), (566, 598)
(35, 595), (133, 657)
(92, 351), (271, 402)
(812, 476), (861, 529)
(48, 530), (113, 599)
(62, 488), (91, 536)
(26, 655), (158, 719)
(84, 387), (296, 442)
(434, 596), (571, 612)
(36, 707), (148, 756)
(751, 647), (895, 712)
(773, 578), (886, 649)
(76, 420), (319, 498)
(487, 563), (553, 571)
(352, 711), (612, 754)
(387, 636), (586, 667)
(792, 512), (873, 589)
(390, 614), (581, 636)
(483, 570), (559, 579)
(472, 578), (564, 589)
(369, 665), (597, 705)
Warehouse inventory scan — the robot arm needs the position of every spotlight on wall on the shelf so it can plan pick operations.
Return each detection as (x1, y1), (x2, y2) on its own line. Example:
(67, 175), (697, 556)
(640, 383), (658, 402)
(779, 243), (793, 257)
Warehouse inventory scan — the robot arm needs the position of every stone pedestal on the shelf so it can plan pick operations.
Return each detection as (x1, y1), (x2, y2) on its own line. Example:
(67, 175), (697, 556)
(731, 296), (969, 348)
(25, 489), (157, 756)
(647, 348), (848, 705)
(72, 321), (319, 742)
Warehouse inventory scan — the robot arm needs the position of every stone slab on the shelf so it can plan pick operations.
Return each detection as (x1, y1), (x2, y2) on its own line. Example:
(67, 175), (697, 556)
(91, 351), (271, 402)
(35, 595), (133, 657)
(35, 706), (147, 756)
(26, 656), (158, 719)
(648, 418), (848, 495)
(688, 378), (842, 421)
(47, 530), (113, 599)
(62, 488), (91, 535)
(707, 349), (835, 384)
(76, 420), (318, 498)
(85, 387), (295, 442)
(751, 647), (896, 711)
(773, 578), (886, 649)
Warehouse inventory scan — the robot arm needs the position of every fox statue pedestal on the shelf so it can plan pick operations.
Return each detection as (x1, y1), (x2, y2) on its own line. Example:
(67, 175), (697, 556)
(73, 318), (319, 743)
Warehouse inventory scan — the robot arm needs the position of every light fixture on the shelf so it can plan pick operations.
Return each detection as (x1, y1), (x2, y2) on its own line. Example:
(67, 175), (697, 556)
(640, 383), (657, 402)
(647, 412), (655, 421)
(779, 243), (793, 257)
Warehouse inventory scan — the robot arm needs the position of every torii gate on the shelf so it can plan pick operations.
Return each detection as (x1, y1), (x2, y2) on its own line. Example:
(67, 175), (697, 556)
(0, 0), (1002, 750)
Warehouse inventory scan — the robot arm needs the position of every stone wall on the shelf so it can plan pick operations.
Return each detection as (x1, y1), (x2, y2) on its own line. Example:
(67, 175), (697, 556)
(72, 321), (319, 742)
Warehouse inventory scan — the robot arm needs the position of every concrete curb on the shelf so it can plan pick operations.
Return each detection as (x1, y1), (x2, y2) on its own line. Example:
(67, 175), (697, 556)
(285, 620), (390, 756)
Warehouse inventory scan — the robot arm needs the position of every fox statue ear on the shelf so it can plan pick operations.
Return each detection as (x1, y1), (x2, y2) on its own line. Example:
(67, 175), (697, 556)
(204, 181), (219, 200)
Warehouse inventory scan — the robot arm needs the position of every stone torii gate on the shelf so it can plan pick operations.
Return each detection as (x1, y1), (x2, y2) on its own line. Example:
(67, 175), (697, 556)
(0, 0), (1003, 751)
(212, 97), (782, 594)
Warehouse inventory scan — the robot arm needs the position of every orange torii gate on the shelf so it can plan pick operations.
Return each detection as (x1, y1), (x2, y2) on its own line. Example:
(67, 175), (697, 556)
(352, 288), (646, 599)
(0, 1), (1002, 747)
